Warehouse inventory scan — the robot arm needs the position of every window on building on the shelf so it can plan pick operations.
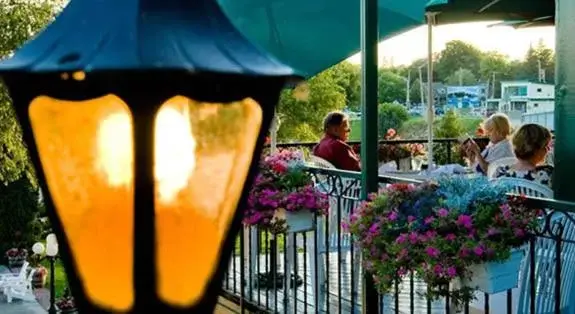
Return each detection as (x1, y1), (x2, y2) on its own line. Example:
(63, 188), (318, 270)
(534, 103), (539, 107)
(537, 88), (542, 92)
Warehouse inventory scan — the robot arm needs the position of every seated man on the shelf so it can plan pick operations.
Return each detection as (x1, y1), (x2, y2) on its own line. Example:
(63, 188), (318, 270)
(313, 111), (361, 171)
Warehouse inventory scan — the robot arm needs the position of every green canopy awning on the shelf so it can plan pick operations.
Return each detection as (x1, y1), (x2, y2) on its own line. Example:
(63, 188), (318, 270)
(218, 0), (428, 77)
(426, 0), (554, 26)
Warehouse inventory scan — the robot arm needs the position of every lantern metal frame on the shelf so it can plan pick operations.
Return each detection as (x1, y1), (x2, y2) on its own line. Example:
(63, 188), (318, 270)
(0, 0), (300, 312)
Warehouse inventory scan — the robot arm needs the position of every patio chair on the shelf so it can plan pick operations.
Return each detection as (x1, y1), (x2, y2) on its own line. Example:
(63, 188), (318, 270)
(305, 163), (362, 311)
(3, 267), (37, 303)
(487, 157), (518, 179)
(495, 177), (554, 198)
(0, 261), (29, 288)
(516, 211), (575, 314)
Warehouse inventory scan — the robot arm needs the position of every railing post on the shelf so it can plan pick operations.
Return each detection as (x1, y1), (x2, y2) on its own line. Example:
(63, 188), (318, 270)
(554, 0), (575, 201)
(360, 0), (379, 311)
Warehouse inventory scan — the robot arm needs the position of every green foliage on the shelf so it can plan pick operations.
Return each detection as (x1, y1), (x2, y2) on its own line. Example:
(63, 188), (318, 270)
(445, 68), (477, 86)
(329, 61), (361, 111)
(0, 0), (62, 259)
(0, 177), (43, 259)
(398, 117), (429, 139)
(435, 40), (483, 82)
(377, 103), (409, 138)
(377, 69), (407, 104)
(277, 69), (346, 142)
(434, 110), (465, 165)
(0, 0), (60, 185)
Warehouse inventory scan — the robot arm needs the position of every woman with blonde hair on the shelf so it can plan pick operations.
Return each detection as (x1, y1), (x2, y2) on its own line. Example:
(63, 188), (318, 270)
(494, 123), (553, 187)
(465, 113), (515, 174)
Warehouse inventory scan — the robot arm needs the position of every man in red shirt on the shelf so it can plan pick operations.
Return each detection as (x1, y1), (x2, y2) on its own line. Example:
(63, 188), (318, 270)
(313, 111), (361, 171)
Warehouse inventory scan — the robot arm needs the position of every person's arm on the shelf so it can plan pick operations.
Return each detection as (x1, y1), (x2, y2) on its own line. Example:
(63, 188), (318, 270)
(334, 141), (361, 171)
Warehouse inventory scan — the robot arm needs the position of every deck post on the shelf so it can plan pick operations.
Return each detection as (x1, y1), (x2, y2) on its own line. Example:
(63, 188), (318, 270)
(360, 0), (379, 311)
(554, 0), (575, 201)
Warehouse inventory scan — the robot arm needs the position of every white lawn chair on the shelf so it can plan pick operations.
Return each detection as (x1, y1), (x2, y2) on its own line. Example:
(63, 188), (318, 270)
(487, 157), (518, 179)
(3, 268), (36, 303)
(0, 261), (29, 288)
(496, 177), (554, 198)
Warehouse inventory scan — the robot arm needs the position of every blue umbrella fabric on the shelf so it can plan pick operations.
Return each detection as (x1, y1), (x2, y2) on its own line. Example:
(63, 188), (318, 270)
(218, 0), (427, 77)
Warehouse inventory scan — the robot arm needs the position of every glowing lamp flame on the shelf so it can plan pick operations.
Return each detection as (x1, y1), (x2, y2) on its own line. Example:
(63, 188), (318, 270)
(96, 103), (196, 203)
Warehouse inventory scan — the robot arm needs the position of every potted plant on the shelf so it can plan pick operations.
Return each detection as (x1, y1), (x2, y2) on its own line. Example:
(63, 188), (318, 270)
(5, 248), (28, 268)
(56, 294), (76, 313)
(346, 176), (541, 306)
(244, 149), (329, 233)
(31, 266), (48, 288)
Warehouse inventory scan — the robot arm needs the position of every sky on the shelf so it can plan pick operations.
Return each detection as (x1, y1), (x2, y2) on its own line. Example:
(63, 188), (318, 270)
(347, 22), (555, 66)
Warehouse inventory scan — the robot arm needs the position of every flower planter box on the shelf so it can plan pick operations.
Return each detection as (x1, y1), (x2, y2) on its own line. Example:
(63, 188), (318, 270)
(7, 257), (25, 268)
(467, 249), (524, 294)
(285, 210), (315, 233)
(397, 157), (412, 171)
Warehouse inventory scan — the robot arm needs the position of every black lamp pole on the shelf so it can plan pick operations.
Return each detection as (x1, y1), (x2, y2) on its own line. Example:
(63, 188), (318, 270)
(48, 255), (57, 314)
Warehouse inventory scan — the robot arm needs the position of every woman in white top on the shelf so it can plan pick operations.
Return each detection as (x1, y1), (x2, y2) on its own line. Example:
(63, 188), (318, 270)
(465, 113), (515, 175)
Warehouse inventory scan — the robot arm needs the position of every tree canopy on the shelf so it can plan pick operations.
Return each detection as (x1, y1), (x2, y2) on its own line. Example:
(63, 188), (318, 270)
(0, 0), (61, 185)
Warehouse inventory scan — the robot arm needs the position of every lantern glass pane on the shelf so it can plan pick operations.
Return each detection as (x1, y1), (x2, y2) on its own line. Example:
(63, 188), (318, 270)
(154, 96), (262, 306)
(29, 95), (134, 311)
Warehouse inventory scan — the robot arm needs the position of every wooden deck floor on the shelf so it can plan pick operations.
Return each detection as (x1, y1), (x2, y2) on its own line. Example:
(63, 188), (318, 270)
(223, 252), (447, 313)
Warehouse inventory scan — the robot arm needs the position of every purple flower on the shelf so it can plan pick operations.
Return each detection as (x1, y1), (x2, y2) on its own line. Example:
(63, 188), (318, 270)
(487, 227), (499, 236)
(407, 215), (416, 223)
(408, 232), (419, 244)
(433, 264), (443, 275)
(424, 216), (435, 225)
(388, 211), (398, 221)
(397, 267), (407, 276)
(425, 247), (440, 258)
(514, 228), (525, 237)
(445, 233), (456, 241)
(395, 234), (407, 244)
(473, 245), (484, 256)
(456, 214), (473, 229)
(446, 266), (457, 278)
(437, 208), (449, 217)
(459, 248), (470, 258)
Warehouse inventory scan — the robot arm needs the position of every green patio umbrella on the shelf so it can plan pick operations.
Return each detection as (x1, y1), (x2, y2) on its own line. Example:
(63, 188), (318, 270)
(488, 15), (554, 29)
(426, 0), (554, 26)
(217, 0), (428, 77)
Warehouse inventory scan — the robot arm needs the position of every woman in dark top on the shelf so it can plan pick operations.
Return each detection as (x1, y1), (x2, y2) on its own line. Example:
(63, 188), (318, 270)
(495, 123), (553, 187)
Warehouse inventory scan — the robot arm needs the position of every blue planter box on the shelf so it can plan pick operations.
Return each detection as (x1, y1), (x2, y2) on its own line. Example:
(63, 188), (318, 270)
(285, 210), (315, 233)
(469, 249), (525, 294)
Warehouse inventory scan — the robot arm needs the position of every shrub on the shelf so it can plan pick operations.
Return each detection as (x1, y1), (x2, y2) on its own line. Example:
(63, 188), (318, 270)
(377, 103), (409, 139)
(0, 177), (43, 261)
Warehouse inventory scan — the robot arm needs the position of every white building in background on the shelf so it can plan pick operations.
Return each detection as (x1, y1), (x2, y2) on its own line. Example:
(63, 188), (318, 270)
(486, 80), (555, 130)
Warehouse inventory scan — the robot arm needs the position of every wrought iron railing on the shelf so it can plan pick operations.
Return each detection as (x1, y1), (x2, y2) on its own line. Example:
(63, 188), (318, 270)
(222, 166), (574, 314)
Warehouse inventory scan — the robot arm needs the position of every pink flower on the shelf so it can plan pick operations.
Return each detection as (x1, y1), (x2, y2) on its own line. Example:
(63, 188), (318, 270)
(446, 266), (457, 278)
(514, 228), (525, 237)
(456, 214), (473, 229)
(433, 264), (443, 275)
(407, 215), (416, 223)
(437, 208), (449, 217)
(473, 245), (484, 256)
(395, 234), (407, 244)
(408, 232), (419, 244)
(445, 233), (456, 241)
(424, 216), (435, 225)
(425, 247), (440, 258)
(397, 267), (407, 276)
(388, 211), (398, 221)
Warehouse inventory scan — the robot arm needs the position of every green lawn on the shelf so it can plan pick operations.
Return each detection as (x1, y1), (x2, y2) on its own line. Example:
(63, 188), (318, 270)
(41, 258), (68, 297)
(348, 116), (481, 141)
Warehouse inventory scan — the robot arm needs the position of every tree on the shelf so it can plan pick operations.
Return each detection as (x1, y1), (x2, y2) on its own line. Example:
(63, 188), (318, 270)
(445, 68), (477, 86)
(519, 41), (555, 82)
(479, 51), (511, 97)
(0, 0), (60, 184)
(0, 0), (61, 256)
(436, 40), (483, 82)
(277, 69), (346, 142)
(377, 69), (407, 104)
(377, 103), (409, 138)
(329, 61), (361, 111)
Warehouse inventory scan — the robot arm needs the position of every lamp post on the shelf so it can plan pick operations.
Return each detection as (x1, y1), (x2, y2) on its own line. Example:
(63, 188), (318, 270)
(46, 234), (59, 314)
(0, 0), (299, 313)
